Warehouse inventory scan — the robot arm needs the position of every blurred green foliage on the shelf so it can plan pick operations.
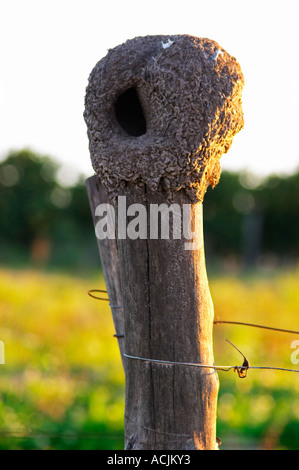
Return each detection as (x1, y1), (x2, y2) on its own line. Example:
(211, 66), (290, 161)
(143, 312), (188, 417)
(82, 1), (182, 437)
(204, 168), (299, 266)
(0, 148), (298, 271)
(0, 149), (98, 270)
(0, 269), (125, 450)
(0, 149), (298, 450)
(0, 268), (298, 450)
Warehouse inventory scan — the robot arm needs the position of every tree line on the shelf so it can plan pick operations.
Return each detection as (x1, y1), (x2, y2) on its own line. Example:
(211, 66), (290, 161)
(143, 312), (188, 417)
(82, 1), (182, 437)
(0, 149), (298, 270)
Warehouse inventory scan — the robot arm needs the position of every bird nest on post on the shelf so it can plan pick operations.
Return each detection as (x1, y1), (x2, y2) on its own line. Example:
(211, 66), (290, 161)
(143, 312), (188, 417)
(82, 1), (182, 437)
(84, 34), (244, 450)
(84, 34), (244, 203)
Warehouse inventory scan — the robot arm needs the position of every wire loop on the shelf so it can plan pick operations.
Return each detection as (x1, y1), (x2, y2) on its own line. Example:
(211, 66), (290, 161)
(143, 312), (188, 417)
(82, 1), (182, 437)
(88, 289), (109, 301)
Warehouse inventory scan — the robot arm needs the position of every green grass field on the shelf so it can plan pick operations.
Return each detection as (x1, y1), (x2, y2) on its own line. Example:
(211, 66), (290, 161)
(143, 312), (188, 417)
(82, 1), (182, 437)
(0, 266), (298, 450)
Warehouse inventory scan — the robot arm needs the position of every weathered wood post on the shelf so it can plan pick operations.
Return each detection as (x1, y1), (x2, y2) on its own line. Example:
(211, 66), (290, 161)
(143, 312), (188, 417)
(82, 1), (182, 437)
(84, 35), (244, 450)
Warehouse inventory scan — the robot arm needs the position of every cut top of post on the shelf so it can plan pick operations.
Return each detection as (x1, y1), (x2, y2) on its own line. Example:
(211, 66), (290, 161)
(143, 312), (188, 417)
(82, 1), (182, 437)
(84, 34), (244, 202)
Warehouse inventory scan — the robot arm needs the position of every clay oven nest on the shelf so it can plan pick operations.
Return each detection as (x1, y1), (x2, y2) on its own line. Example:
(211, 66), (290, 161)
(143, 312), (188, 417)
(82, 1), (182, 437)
(84, 34), (244, 202)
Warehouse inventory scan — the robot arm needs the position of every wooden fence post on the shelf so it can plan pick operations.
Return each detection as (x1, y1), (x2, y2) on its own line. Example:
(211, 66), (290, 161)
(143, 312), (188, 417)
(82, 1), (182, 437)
(86, 176), (126, 368)
(85, 35), (244, 450)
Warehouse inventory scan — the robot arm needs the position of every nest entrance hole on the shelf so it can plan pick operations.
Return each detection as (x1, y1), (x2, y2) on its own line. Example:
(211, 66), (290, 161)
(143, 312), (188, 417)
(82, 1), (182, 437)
(115, 87), (147, 137)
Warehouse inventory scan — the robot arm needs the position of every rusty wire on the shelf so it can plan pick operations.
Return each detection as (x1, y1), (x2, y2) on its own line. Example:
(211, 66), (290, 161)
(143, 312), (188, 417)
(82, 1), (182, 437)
(124, 338), (299, 378)
(124, 352), (250, 378)
(88, 289), (299, 377)
(88, 289), (109, 301)
(214, 320), (299, 335)
(88, 289), (122, 308)
(124, 351), (299, 378)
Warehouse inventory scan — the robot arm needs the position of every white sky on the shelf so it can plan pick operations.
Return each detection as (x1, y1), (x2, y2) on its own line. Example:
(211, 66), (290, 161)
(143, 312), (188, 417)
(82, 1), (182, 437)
(0, 0), (298, 181)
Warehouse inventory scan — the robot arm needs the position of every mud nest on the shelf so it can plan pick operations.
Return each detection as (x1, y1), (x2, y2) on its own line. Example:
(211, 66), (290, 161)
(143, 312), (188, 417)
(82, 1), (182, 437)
(84, 34), (244, 202)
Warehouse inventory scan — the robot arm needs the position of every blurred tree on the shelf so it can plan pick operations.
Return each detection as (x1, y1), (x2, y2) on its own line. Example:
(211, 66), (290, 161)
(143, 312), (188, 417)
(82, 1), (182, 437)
(204, 169), (299, 266)
(0, 149), (96, 268)
(258, 172), (299, 259)
(0, 149), (59, 247)
(0, 149), (298, 269)
(204, 171), (243, 258)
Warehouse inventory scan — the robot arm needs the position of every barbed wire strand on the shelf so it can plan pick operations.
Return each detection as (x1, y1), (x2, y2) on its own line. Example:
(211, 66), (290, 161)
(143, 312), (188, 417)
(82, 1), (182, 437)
(88, 289), (299, 336)
(124, 353), (299, 374)
(214, 320), (299, 335)
(88, 290), (299, 375)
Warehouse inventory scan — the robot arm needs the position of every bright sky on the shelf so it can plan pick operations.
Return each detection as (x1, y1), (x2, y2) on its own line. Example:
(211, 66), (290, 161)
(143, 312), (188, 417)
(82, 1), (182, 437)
(1, 0), (298, 182)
